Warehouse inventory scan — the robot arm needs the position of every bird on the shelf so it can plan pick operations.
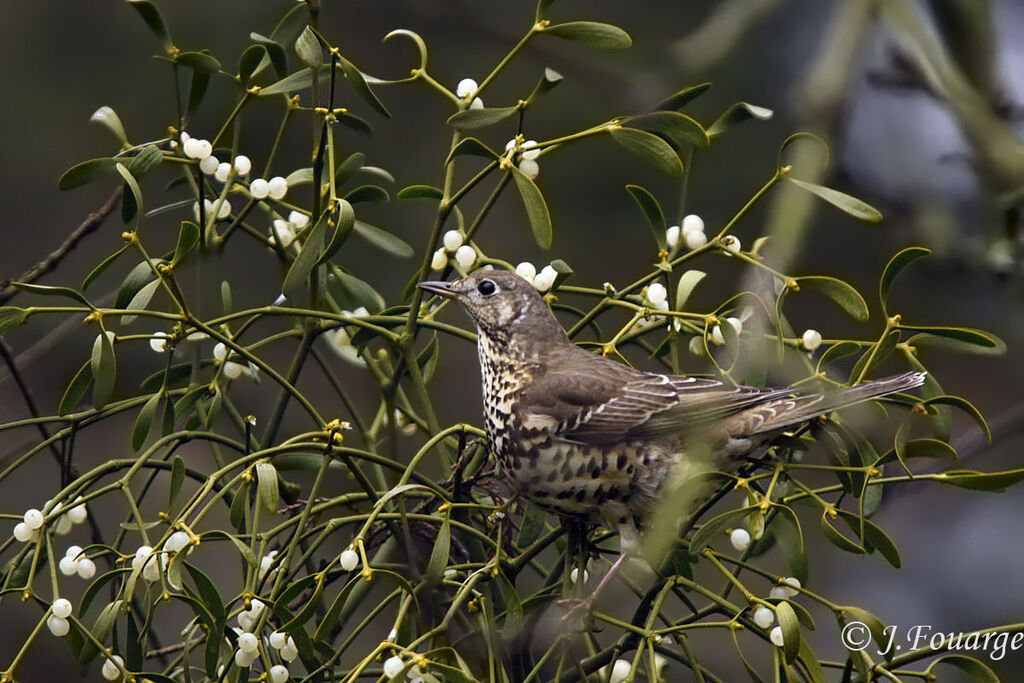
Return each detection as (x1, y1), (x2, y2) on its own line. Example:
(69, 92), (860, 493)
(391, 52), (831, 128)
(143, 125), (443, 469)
(417, 270), (924, 610)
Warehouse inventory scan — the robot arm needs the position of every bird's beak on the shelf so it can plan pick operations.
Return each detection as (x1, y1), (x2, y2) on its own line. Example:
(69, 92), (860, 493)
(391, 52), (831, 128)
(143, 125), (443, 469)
(417, 280), (458, 299)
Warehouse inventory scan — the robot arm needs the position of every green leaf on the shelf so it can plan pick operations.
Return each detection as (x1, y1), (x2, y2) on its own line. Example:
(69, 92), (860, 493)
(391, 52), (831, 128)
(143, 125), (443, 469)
(924, 395), (991, 442)
(516, 502), (546, 549)
(609, 126), (683, 175)
(344, 185), (389, 204)
(511, 166), (553, 249)
(129, 144), (163, 177)
(838, 607), (888, 658)
(172, 221), (200, 268)
(445, 137), (499, 165)
(115, 261), (155, 309)
(820, 512), (865, 555)
(880, 247), (931, 310)
(930, 654), (999, 683)
(329, 268), (385, 312)
(707, 102), (774, 137)
(186, 63), (211, 117)
(175, 51), (221, 74)
(424, 513), (451, 586)
(658, 83), (712, 111)
(259, 64), (329, 96)
(787, 178), (882, 223)
(90, 331), (117, 409)
(875, 438), (957, 465)
(817, 341), (861, 368)
(59, 361), (92, 416)
(0, 307), (28, 336)
(625, 184), (666, 248)
(58, 158), (120, 190)
(317, 200), (357, 266)
(229, 482), (248, 530)
(203, 530), (257, 568)
(250, 33), (288, 78)
(447, 106), (518, 130)
(797, 276), (869, 322)
(901, 325), (1001, 352)
(675, 270), (706, 311)
(184, 563), (226, 624)
(79, 600), (122, 663)
(336, 110), (372, 135)
(238, 44), (266, 87)
(625, 111), (709, 148)
(115, 163), (143, 226)
(131, 392), (161, 451)
(126, 0), (171, 50)
(82, 246), (129, 291)
(397, 185), (444, 200)
(169, 455), (185, 510)
(90, 106), (128, 147)
(353, 220), (413, 258)
(850, 329), (900, 381)
(336, 55), (391, 117)
(938, 468), (1024, 492)
(120, 279), (159, 325)
(689, 506), (757, 556)
(835, 510), (901, 568)
(295, 25), (322, 68)
(775, 600), (801, 664)
(256, 462), (279, 514)
(542, 21), (632, 48)
(283, 215), (328, 300)
(527, 67), (564, 103)
(13, 282), (92, 308)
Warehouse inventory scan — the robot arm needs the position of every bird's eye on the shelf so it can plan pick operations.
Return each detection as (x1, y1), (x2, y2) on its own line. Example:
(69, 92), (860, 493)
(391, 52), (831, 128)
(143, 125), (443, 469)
(477, 279), (497, 296)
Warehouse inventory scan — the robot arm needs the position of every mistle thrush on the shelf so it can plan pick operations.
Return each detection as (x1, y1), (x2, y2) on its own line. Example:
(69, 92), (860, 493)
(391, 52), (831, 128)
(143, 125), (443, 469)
(418, 270), (924, 567)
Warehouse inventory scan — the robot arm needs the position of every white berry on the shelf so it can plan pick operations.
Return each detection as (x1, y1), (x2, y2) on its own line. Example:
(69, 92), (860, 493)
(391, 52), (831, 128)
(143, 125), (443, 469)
(149, 331), (168, 353)
(166, 531), (190, 553)
(249, 179), (270, 199)
(781, 577), (801, 596)
(199, 155), (219, 175)
(682, 214), (704, 234)
(730, 528), (751, 551)
(470, 97), (484, 110)
(13, 522), (34, 543)
(55, 514), (73, 536)
(382, 655), (404, 678)
(454, 245), (476, 271)
(533, 265), (558, 292)
(684, 229), (707, 250)
(515, 262), (537, 281)
(233, 155), (252, 175)
(666, 225), (680, 249)
(721, 235), (742, 252)
(688, 336), (705, 356)
(339, 548), (359, 571)
(267, 176), (288, 200)
(608, 659), (631, 683)
(288, 210), (309, 229)
(646, 283), (668, 307)
(59, 556), (78, 575)
(67, 500), (87, 524)
(569, 567), (589, 584)
(102, 654), (124, 680)
(77, 558), (96, 579)
(455, 78), (477, 98)
(442, 230), (463, 252)
(430, 249), (447, 271)
(237, 632), (258, 653)
(23, 509), (44, 530)
(52, 598), (73, 619)
(269, 664), (290, 683)
(521, 140), (540, 161)
(182, 137), (205, 159)
(235, 648), (257, 668)
(753, 606), (774, 629)
(801, 329), (822, 351)
(518, 159), (539, 179)
(47, 615), (70, 637)
(215, 162), (232, 183)
(269, 631), (288, 650)
(769, 625), (785, 647)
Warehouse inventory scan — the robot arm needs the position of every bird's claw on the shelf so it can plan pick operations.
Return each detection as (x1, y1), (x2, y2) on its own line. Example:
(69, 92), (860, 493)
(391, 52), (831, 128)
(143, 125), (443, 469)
(556, 597), (599, 631)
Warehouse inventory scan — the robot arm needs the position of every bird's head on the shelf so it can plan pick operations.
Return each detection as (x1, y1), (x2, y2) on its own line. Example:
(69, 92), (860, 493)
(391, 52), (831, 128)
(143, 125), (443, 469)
(417, 270), (566, 345)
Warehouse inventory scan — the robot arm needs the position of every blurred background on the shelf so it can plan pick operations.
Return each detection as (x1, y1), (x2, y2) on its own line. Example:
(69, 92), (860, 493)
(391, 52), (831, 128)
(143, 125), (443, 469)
(1, 0), (1022, 679)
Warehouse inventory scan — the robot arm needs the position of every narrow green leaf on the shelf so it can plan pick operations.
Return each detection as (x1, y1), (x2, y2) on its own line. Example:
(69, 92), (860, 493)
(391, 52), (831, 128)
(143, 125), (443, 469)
(836, 510), (901, 568)
(336, 56), (391, 117)
(90, 331), (117, 409)
(797, 276), (869, 322)
(511, 166), (553, 249)
(609, 126), (683, 175)
(817, 341), (861, 368)
(115, 261), (155, 308)
(172, 221), (200, 268)
(931, 654), (999, 683)
(838, 607), (888, 658)
(131, 392), (161, 451)
(79, 600), (123, 663)
(924, 395), (991, 442)
(229, 482), (248, 530)
(424, 514), (451, 586)
(397, 185), (444, 200)
(658, 83), (712, 111)
(256, 462), (280, 514)
(282, 215), (328, 300)
(775, 600), (801, 664)
(250, 33), (287, 78)
(516, 502), (546, 549)
(938, 468), (1024, 492)
(707, 102), (774, 137)
(14, 282), (92, 308)
(674, 270), (706, 311)
(126, 0), (171, 49)
(905, 330), (1005, 356)
(115, 163), (143, 227)
(184, 563), (226, 624)
(447, 106), (518, 130)
(259, 64), (329, 96)
(880, 247), (931, 310)
(169, 455), (185, 510)
(317, 199), (357, 265)
(82, 246), (129, 291)
(820, 512), (865, 555)
(353, 220), (413, 257)
(445, 137), (499, 165)
(625, 184), (666, 248)
(58, 158), (120, 190)
(175, 51), (221, 74)
(203, 530), (258, 568)
(90, 106), (128, 147)
(238, 44), (266, 87)
(295, 25), (322, 68)
(59, 361), (92, 416)
(788, 178), (882, 223)
(689, 506), (757, 556)
(625, 111), (709, 148)
(542, 21), (632, 48)
(344, 185), (389, 204)
(120, 279), (159, 325)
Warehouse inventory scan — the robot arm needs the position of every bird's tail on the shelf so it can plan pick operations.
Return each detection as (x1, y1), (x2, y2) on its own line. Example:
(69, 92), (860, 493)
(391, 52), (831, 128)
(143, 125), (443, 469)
(750, 371), (927, 435)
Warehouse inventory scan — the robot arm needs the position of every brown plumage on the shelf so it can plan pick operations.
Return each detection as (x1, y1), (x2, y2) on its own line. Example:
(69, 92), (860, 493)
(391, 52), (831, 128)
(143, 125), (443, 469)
(418, 270), (924, 552)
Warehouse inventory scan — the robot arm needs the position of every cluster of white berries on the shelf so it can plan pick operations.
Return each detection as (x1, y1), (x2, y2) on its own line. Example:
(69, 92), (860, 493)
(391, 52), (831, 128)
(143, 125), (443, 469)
(59, 545), (96, 579)
(455, 78), (484, 110)
(166, 530), (194, 555)
(601, 655), (667, 683)
(101, 654), (125, 681)
(193, 197), (233, 222)
(47, 597), (74, 637)
(667, 214), (707, 251)
(271, 211), (311, 249)
(259, 549), (280, 580)
(330, 309), (370, 365)
(250, 176), (289, 201)
(505, 138), (541, 180)
(711, 316), (743, 346)
(514, 262), (559, 292)
(14, 498), (88, 543)
(769, 576), (801, 600)
(236, 598), (266, 633)
(339, 545), (359, 572)
(644, 282), (670, 314)
(231, 600), (296, 677)
(801, 328), (822, 351)
(431, 230), (478, 272)
(214, 342), (259, 381)
(131, 545), (166, 584)
(730, 527), (751, 552)
(181, 132), (213, 162)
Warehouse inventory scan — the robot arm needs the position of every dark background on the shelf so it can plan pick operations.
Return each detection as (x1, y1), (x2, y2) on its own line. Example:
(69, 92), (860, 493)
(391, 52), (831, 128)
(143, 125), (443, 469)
(1, 0), (1022, 680)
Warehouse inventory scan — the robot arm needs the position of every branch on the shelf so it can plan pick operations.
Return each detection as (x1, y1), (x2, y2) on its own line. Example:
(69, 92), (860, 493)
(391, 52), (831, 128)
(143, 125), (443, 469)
(0, 186), (122, 306)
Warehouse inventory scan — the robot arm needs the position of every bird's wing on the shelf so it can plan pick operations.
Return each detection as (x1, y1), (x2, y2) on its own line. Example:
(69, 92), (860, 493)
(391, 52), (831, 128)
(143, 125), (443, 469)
(520, 353), (793, 445)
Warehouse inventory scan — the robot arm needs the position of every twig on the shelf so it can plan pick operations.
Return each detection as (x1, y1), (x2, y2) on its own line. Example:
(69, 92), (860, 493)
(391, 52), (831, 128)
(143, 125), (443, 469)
(0, 187), (122, 306)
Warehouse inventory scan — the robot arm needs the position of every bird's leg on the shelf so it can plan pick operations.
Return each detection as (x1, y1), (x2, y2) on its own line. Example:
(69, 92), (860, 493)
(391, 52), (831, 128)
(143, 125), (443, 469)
(558, 515), (639, 626)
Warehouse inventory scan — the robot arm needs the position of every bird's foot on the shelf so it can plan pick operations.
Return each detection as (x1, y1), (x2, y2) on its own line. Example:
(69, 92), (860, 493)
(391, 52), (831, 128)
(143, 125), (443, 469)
(556, 597), (599, 631)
